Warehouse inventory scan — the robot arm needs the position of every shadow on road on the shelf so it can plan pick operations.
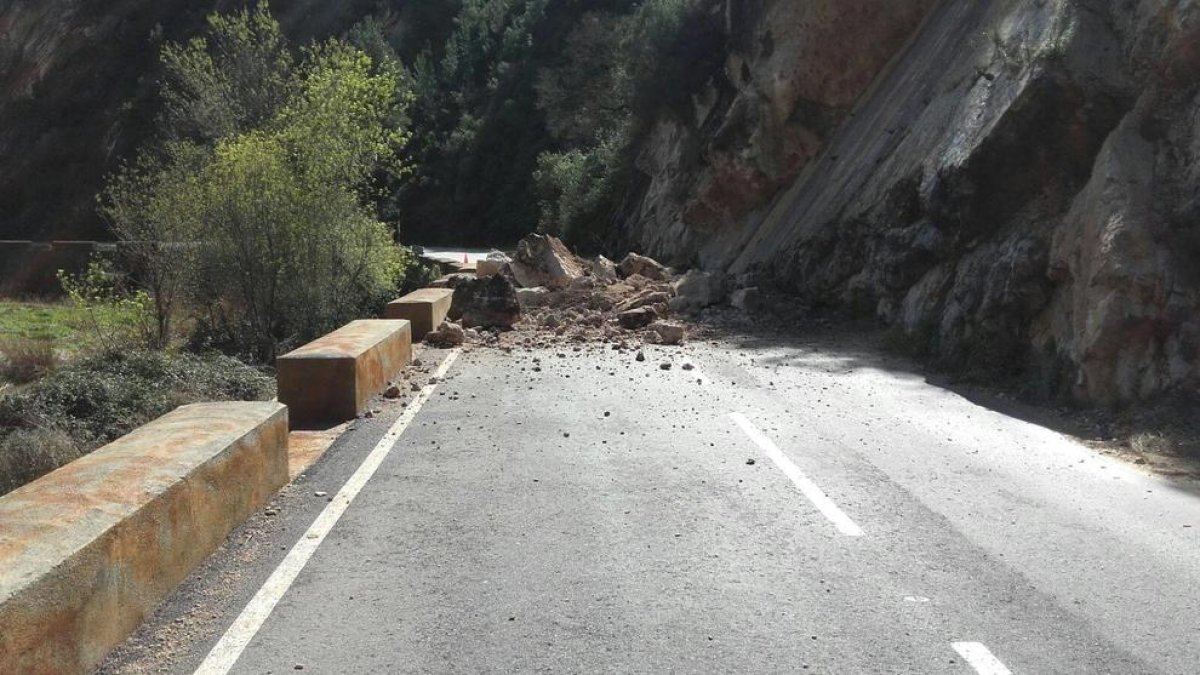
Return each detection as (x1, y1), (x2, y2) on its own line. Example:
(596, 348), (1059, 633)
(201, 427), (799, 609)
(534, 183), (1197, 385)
(695, 305), (1200, 488)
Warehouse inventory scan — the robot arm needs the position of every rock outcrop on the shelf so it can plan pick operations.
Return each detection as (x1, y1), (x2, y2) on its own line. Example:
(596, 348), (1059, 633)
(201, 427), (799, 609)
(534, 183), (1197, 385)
(617, 0), (1200, 405)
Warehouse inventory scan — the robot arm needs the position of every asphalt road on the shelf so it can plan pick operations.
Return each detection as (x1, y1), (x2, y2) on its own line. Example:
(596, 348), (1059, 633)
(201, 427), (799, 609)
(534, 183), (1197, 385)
(102, 338), (1200, 674)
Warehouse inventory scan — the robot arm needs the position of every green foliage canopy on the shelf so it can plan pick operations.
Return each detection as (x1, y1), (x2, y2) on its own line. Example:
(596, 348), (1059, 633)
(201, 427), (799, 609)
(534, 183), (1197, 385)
(102, 3), (414, 361)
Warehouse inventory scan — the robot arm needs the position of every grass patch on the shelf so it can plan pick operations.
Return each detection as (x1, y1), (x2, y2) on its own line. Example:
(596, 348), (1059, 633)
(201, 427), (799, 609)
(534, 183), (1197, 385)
(0, 299), (162, 389)
(0, 298), (151, 360)
(0, 349), (275, 495)
(0, 301), (77, 342)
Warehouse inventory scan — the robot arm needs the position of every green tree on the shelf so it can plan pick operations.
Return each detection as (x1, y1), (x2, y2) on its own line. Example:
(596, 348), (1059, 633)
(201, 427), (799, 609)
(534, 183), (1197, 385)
(102, 4), (414, 361)
(392, 0), (554, 245)
(532, 0), (722, 248)
(158, 2), (294, 145)
(99, 143), (206, 348)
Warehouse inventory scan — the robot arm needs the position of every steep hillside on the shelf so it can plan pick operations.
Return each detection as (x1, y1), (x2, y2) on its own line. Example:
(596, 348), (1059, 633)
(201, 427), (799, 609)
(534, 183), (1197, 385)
(619, 0), (1200, 405)
(0, 0), (376, 240)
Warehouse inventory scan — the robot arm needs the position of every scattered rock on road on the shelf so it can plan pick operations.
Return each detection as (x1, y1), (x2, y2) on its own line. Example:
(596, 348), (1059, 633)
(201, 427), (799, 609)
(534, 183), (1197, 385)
(431, 236), (717, 350)
(425, 320), (466, 347)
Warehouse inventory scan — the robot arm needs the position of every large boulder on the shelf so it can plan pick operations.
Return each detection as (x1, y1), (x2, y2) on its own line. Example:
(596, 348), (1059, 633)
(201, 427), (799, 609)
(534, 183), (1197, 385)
(615, 290), (673, 314)
(515, 286), (551, 309)
(589, 255), (620, 284)
(650, 321), (685, 345)
(618, 307), (658, 329)
(450, 275), (522, 330)
(669, 269), (724, 312)
(730, 287), (762, 312)
(510, 234), (583, 289)
(618, 253), (670, 281)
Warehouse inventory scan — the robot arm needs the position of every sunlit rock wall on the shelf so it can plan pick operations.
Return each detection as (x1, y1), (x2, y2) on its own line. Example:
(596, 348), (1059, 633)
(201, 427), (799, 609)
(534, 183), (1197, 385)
(622, 0), (1200, 404)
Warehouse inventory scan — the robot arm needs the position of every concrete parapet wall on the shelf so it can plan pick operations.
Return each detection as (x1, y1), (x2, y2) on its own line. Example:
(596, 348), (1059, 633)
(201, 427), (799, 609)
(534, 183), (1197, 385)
(0, 401), (288, 674)
(384, 288), (454, 340)
(277, 319), (412, 426)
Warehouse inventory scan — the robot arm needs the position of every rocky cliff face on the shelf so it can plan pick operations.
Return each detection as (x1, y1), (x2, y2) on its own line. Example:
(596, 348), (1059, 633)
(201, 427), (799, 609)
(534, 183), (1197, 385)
(623, 0), (1200, 406)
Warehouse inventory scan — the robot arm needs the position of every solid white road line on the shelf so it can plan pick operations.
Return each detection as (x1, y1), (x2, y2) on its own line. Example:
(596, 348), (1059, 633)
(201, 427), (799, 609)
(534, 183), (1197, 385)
(194, 349), (463, 675)
(729, 412), (864, 537)
(952, 642), (1013, 675)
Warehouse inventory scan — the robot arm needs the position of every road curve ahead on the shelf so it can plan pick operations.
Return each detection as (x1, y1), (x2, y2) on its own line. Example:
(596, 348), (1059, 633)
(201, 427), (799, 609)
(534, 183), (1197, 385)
(104, 340), (1200, 674)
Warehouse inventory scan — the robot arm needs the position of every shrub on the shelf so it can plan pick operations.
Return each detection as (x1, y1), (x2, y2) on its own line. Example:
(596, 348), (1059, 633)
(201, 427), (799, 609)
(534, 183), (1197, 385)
(1130, 431), (1174, 456)
(0, 337), (57, 384)
(533, 136), (626, 250)
(57, 258), (156, 351)
(0, 349), (275, 494)
(0, 428), (82, 496)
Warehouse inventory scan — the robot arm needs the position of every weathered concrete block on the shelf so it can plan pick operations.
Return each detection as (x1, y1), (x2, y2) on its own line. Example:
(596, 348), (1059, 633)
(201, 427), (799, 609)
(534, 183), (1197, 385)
(277, 319), (412, 425)
(384, 288), (454, 340)
(0, 401), (288, 675)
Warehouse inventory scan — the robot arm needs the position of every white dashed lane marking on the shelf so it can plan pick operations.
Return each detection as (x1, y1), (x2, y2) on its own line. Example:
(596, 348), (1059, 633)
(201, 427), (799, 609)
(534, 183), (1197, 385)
(953, 642), (1013, 675)
(729, 412), (864, 537)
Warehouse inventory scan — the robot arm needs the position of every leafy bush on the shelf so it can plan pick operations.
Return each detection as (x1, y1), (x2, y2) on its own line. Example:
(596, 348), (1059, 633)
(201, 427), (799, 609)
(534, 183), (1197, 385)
(0, 349), (275, 494)
(0, 338), (57, 384)
(58, 258), (156, 350)
(0, 428), (82, 496)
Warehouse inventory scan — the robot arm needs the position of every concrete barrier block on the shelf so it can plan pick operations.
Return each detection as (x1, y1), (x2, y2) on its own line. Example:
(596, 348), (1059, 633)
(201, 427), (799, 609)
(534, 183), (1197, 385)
(0, 401), (288, 675)
(384, 288), (454, 341)
(277, 319), (412, 426)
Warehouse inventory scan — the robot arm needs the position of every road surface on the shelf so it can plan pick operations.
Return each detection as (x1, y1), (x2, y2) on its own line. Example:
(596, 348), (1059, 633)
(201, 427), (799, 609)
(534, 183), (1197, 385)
(415, 247), (498, 267)
(101, 337), (1200, 674)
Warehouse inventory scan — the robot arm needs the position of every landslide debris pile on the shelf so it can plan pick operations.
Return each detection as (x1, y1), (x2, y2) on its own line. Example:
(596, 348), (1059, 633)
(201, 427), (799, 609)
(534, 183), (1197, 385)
(424, 235), (748, 350)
